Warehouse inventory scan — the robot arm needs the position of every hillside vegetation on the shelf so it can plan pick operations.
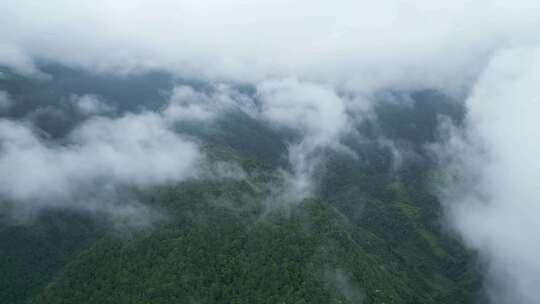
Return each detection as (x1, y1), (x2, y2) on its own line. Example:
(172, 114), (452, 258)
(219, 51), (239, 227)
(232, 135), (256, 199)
(0, 69), (483, 304)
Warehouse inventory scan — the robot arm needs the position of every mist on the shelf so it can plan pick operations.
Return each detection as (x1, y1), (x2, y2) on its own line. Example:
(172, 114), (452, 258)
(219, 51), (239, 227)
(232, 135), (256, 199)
(435, 46), (540, 304)
(1, 1), (539, 93)
(2, 2), (540, 302)
(0, 111), (200, 222)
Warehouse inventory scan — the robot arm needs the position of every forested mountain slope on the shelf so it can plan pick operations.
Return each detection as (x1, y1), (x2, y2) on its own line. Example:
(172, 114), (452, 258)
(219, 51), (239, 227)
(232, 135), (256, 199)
(0, 68), (483, 304)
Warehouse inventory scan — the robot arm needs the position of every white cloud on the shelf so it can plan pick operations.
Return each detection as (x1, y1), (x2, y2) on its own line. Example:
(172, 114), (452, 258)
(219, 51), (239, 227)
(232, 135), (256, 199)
(0, 112), (200, 219)
(257, 78), (347, 144)
(163, 85), (251, 122)
(71, 94), (115, 115)
(0, 42), (37, 75)
(1, 1), (540, 95)
(164, 86), (217, 121)
(436, 46), (540, 304)
(256, 78), (349, 198)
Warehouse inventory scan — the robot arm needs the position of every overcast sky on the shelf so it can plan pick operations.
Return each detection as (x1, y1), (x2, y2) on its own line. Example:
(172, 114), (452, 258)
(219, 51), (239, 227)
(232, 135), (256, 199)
(2, 2), (540, 302)
(1, 0), (539, 93)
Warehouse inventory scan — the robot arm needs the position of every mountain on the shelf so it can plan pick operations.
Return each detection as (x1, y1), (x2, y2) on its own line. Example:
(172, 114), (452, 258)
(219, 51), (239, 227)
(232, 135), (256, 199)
(0, 67), (484, 304)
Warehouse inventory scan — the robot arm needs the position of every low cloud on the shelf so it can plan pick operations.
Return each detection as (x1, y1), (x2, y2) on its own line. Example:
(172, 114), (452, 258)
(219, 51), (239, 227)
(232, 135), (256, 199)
(71, 94), (115, 115)
(164, 84), (252, 122)
(435, 46), (540, 304)
(0, 111), (200, 222)
(162, 80), (352, 201)
(1, 1), (539, 96)
(256, 78), (349, 199)
(0, 90), (12, 111)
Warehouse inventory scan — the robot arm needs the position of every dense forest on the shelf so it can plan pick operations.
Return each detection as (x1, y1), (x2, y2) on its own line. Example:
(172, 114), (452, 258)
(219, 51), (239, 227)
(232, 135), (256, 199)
(0, 67), (484, 304)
